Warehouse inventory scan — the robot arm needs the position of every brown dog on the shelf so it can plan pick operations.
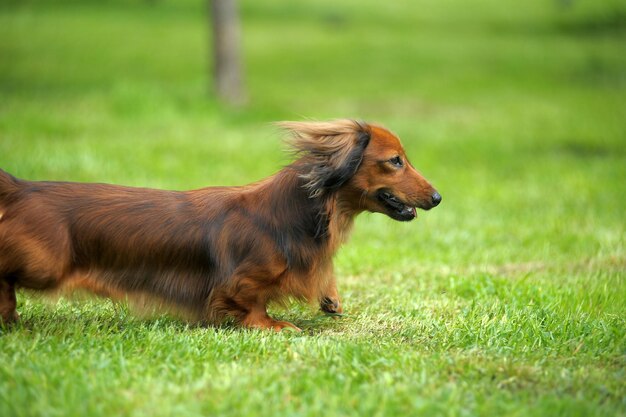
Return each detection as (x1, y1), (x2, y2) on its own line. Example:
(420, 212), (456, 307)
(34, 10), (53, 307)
(0, 120), (440, 330)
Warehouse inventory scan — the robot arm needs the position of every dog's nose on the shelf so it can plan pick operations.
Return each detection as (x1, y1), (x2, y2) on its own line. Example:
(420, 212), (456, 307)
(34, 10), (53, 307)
(431, 191), (442, 207)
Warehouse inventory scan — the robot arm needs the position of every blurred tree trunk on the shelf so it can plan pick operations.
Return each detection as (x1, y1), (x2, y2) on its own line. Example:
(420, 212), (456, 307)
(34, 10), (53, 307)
(210, 0), (245, 105)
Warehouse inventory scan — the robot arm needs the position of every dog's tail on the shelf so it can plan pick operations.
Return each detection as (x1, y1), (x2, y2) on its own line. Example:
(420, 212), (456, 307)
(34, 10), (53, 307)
(0, 169), (20, 201)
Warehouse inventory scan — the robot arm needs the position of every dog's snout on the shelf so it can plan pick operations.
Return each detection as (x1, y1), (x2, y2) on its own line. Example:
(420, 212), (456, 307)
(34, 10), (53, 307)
(431, 191), (442, 207)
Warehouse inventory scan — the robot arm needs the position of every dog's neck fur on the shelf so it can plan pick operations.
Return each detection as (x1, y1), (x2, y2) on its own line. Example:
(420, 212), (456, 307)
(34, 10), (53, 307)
(250, 165), (359, 271)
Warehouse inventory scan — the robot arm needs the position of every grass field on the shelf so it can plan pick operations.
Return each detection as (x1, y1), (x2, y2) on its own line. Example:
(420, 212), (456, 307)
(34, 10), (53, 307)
(1, 0), (625, 416)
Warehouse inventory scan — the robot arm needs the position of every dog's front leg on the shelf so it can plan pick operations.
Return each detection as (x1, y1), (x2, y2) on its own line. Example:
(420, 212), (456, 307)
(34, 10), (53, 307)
(320, 274), (343, 315)
(210, 272), (301, 331)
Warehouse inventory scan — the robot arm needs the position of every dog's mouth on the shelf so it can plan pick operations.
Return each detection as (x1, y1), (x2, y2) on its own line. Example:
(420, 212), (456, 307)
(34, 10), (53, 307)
(377, 191), (417, 221)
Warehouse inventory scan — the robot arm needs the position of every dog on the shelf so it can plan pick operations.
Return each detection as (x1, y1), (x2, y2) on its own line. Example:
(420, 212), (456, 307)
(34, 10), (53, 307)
(0, 120), (441, 330)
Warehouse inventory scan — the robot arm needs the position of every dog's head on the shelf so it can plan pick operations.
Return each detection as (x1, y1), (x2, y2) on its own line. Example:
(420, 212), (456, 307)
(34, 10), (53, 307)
(280, 119), (441, 221)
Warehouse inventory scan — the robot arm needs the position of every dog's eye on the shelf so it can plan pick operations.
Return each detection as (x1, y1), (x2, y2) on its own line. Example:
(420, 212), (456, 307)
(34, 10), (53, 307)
(389, 156), (403, 167)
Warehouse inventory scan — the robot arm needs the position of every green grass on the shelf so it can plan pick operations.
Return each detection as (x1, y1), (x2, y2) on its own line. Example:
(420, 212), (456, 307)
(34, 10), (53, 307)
(1, 0), (625, 416)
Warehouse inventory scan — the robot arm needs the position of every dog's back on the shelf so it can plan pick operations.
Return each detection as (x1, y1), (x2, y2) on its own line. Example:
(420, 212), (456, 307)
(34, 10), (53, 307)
(0, 171), (236, 316)
(0, 171), (73, 293)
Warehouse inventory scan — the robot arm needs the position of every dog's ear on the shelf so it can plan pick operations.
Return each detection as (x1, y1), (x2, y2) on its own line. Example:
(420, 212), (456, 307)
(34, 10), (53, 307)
(278, 120), (371, 197)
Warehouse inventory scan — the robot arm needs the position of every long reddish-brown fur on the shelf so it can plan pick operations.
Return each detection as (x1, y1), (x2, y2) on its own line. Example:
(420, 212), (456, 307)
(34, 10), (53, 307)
(0, 120), (440, 330)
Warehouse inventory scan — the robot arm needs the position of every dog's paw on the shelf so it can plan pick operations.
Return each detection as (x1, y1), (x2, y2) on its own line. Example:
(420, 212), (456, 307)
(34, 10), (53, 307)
(0, 310), (19, 326)
(273, 321), (301, 332)
(320, 297), (343, 315)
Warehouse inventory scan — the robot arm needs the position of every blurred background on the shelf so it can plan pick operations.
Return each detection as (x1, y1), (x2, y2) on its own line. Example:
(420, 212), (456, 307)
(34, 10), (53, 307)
(1, 0), (625, 272)
(1, 0), (624, 274)
(1, 1), (625, 415)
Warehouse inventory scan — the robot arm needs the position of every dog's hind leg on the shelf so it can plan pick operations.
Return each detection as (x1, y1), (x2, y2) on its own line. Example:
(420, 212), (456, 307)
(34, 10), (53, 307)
(0, 276), (19, 324)
(320, 274), (343, 315)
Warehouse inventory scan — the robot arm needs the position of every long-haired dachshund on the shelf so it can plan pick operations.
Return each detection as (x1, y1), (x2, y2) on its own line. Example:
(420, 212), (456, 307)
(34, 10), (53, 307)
(0, 120), (440, 331)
